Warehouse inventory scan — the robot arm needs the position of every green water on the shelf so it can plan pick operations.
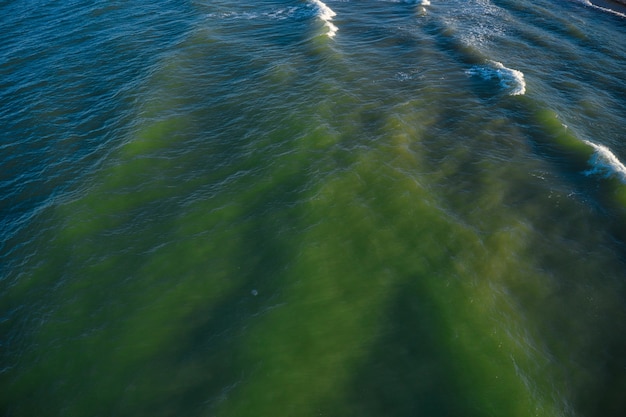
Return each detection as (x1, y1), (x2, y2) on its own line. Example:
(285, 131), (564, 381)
(2, 1), (626, 416)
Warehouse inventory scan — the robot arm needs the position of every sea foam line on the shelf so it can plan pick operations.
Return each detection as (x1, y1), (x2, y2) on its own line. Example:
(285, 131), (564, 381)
(310, 0), (338, 37)
(578, 0), (626, 19)
(466, 60), (526, 96)
(583, 140), (626, 183)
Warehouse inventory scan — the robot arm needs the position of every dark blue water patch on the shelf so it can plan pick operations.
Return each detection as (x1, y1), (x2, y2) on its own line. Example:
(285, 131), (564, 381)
(0, 0), (201, 258)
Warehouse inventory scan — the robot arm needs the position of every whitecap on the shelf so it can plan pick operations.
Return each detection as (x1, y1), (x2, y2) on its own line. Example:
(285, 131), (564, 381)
(465, 60), (526, 96)
(583, 140), (626, 183)
(310, 0), (338, 38)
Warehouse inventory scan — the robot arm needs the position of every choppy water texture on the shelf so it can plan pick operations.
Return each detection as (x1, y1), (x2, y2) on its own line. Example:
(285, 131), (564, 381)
(2, 1), (626, 416)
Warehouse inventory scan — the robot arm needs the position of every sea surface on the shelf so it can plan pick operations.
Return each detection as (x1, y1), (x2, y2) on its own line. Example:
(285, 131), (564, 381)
(1, 1), (626, 416)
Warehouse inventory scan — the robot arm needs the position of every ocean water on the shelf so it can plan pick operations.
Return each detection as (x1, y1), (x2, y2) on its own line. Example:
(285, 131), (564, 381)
(1, 0), (626, 416)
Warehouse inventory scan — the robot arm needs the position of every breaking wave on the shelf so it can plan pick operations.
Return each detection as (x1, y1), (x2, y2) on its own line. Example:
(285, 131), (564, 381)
(583, 140), (626, 183)
(466, 60), (526, 96)
(310, 0), (338, 38)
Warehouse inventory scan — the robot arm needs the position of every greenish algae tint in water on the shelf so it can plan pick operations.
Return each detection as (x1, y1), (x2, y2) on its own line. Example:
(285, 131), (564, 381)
(2, 1), (626, 417)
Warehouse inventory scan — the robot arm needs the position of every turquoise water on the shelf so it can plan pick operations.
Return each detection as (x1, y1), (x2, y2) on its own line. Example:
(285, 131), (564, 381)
(2, 1), (626, 416)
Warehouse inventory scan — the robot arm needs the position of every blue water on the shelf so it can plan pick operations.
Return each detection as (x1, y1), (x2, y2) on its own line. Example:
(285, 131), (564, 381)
(2, 1), (626, 416)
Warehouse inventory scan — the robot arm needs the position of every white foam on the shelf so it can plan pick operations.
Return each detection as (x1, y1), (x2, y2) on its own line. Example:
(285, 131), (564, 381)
(388, 0), (430, 4)
(206, 6), (310, 21)
(577, 0), (626, 19)
(441, 0), (507, 47)
(465, 60), (526, 96)
(379, 0), (428, 3)
(208, 11), (259, 20)
(583, 140), (626, 183)
(205, 3), (338, 37)
(266, 7), (302, 20)
(310, 0), (338, 38)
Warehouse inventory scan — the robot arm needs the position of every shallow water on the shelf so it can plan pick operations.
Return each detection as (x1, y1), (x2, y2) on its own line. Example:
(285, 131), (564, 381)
(2, 1), (626, 416)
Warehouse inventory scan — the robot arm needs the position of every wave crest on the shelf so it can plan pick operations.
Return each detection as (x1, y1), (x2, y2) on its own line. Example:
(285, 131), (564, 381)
(466, 60), (526, 96)
(577, 0), (626, 19)
(583, 140), (626, 183)
(310, 0), (338, 38)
